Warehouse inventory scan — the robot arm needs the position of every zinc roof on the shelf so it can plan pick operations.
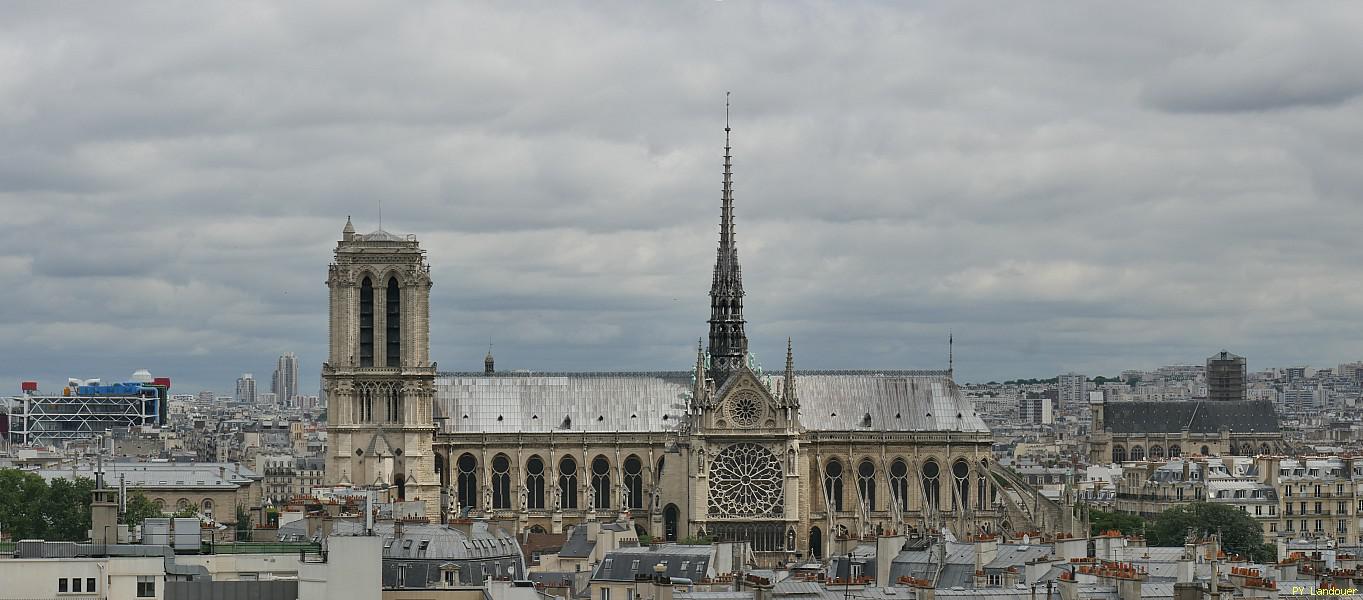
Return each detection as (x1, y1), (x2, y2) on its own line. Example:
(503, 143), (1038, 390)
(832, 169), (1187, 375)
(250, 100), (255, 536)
(436, 370), (986, 434)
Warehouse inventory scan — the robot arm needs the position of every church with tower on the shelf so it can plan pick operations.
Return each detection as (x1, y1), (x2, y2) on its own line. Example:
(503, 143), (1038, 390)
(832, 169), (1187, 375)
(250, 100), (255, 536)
(324, 119), (1015, 564)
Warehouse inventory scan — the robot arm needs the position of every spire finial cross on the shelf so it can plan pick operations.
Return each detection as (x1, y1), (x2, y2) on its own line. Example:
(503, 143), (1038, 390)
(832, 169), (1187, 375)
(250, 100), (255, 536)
(725, 91), (730, 132)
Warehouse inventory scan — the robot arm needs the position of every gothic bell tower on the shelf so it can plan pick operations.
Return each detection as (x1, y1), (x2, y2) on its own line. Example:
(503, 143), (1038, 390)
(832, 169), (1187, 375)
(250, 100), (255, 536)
(323, 218), (439, 517)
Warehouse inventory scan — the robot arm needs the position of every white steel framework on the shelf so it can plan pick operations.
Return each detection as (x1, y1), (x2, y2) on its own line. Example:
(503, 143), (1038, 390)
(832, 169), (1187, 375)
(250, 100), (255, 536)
(7, 394), (155, 445)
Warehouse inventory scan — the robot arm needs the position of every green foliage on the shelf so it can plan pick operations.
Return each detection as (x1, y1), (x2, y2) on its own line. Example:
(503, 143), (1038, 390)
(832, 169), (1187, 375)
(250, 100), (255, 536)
(1002, 377), (1060, 385)
(172, 505), (200, 519)
(1147, 503), (1274, 563)
(0, 469), (95, 541)
(121, 492), (164, 527)
(44, 476), (96, 541)
(234, 505), (253, 541)
(1088, 508), (1146, 537)
(678, 535), (714, 545)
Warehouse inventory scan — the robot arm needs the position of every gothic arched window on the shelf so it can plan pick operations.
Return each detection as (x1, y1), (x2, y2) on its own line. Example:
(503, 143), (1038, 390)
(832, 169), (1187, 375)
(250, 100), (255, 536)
(492, 454), (511, 509)
(624, 455), (644, 510)
(386, 277), (401, 367)
(857, 459), (876, 512)
(1168, 445), (1181, 458)
(977, 477), (987, 509)
(526, 455), (546, 509)
(1130, 445), (1145, 461)
(559, 456), (578, 509)
(1113, 445), (1126, 463)
(824, 459), (844, 512)
(456, 453), (478, 510)
(591, 456), (611, 510)
(382, 382), (400, 422)
(359, 277), (374, 367)
(952, 459), (970, 512)
(356, 384), (371, 423)
(1150, 445), (1164, 460)
(663, 504), (679, 541)
(922, 459), (941, 512)
(889, 458), (909, 512)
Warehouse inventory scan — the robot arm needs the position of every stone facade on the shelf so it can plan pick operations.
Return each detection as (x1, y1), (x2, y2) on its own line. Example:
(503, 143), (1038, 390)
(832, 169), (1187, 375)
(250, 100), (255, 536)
(431, 371), (999, 565)
(323, 220), (440, 518)
(1111, 455), (1363, 544)
(1088, 397), (1285, 464)
(427, 125), (1007, 565)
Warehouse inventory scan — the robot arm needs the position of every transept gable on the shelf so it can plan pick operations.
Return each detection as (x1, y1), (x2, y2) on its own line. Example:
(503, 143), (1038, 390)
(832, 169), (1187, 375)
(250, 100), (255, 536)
(708, 367), (782, 431)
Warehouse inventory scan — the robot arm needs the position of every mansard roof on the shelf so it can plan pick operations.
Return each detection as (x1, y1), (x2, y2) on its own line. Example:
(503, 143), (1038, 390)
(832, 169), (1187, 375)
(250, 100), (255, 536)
(1104, 400), (1279, 434)
(434, 369), (988, 434)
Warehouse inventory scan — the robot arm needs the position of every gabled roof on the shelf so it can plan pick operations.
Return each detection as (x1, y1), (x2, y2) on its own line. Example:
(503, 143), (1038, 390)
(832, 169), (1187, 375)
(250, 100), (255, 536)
(436, 370), (987, 434)
(1104, 400), (1278, 434)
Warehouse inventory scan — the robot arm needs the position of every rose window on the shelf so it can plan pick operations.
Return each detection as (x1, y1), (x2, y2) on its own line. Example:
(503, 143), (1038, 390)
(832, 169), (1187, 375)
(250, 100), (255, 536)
(707, 443), (784, 517)
(725, 392), (762, 427)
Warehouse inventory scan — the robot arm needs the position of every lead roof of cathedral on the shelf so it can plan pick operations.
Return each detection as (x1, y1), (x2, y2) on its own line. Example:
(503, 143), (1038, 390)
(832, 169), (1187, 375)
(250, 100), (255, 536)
(434, 370), (988, 434)
(1103, 400), (1279, 434)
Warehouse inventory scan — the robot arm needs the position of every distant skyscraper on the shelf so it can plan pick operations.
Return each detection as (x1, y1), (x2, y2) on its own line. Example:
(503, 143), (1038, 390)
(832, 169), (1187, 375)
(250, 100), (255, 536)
(1058, 372), (1088, 409)
(1207, 350), (1247, 401)
(197, 390), (215, 404)
(235, 373), (256, 404)
(273, 352), (299, 403)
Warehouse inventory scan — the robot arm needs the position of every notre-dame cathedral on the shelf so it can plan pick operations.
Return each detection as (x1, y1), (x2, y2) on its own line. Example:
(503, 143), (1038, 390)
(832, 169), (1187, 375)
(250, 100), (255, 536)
(325, 123), (1010, 563)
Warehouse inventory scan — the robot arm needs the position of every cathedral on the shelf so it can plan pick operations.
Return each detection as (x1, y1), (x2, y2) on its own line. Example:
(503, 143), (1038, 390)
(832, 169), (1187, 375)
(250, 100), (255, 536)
(325, 122), (1009, 563)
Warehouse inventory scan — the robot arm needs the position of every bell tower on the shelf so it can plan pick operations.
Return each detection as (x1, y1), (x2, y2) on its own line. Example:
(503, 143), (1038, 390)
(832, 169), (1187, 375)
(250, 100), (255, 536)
(323, 218), (439, 517)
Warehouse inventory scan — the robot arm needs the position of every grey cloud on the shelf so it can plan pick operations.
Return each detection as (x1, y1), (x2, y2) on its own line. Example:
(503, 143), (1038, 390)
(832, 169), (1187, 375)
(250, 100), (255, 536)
(1, 2), (1362, 392)
(1141, 15), (1363, 113)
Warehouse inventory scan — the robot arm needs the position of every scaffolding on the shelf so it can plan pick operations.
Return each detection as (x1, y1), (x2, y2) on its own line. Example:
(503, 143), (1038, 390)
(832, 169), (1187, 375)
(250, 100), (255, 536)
(7, 393), (156, 445)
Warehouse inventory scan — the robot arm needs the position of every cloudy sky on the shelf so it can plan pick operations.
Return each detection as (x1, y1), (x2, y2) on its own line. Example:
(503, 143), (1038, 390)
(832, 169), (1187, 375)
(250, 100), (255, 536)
(3, 2), (1363, 394)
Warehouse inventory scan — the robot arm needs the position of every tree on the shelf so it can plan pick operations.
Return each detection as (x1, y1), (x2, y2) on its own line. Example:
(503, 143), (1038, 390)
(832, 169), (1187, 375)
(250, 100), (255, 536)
(234, 505), (253, 541)
(43, 476), (96, 541)
(0, 469), (97, 541)
(172, 505), (200, 519)
(121, 493), (164, 527)
(0, 469), (54, 540)
(1088, 508), (1146, 537)
(1148, 502), (1274, 563)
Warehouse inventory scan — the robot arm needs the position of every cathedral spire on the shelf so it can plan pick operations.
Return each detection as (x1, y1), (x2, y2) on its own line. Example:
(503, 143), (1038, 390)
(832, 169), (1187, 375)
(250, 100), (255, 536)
(708, 92), (748, 378)
(783, 337), (798, 406)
